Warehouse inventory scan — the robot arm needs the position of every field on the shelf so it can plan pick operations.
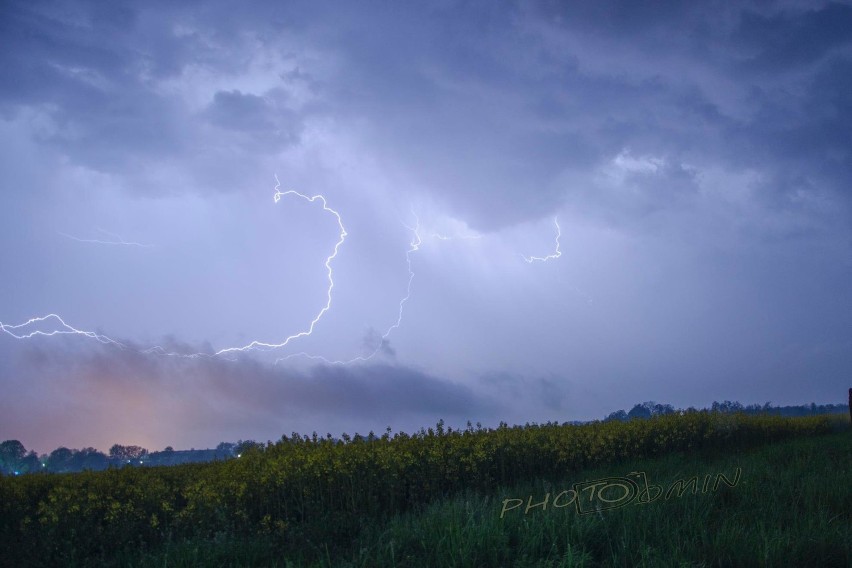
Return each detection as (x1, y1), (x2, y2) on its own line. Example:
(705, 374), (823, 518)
(1, 412), (849, 567)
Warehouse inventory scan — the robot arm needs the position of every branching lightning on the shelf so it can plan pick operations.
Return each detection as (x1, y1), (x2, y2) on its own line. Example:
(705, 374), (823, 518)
(0, 313), (125, 348)
(3, 176), (347, 360)
(522, 217), (561, 263)
(58, 228), (153, 248)
(276, 209), (423, 366)
(3, 176), (569, 364)
(214, 174), (347, 356)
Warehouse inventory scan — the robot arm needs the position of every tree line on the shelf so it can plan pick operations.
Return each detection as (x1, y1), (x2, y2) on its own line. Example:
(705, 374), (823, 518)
(1, 399), (845, 476)
(603, 400), (847, 422)
(0, 440), (263, 476)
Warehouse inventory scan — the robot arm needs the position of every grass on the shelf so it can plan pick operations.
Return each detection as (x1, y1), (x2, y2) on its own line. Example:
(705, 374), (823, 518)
(112, 424), (851, 567)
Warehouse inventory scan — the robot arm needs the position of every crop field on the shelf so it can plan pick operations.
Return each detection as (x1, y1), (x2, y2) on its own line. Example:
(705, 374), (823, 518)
(1, 412), (849, 567)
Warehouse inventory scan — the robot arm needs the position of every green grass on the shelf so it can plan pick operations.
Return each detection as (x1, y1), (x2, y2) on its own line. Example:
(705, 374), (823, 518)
(113, 425), (851, 568)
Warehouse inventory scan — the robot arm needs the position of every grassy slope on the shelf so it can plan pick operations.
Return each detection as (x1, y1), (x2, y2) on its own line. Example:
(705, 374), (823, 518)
(116, 424), (851, 568)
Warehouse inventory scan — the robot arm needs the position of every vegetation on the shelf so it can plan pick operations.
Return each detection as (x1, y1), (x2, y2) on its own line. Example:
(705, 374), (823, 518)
(1, 400), (844, 476)
(0, 411), (847, 566)
(119, 424), (852, 567)
(602, 400), (847, 422)
(0, 441), (261, 476)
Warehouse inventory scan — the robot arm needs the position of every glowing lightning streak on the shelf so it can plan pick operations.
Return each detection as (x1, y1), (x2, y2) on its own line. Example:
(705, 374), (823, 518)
(276, 209), (423, 366)
(519, 216), (591, 304)
(5, 183), (564, 362)
(373, 211), (422, 355)
(0, 313), (125, 348)
(430, 230), (481, 241)
(214, 174), (347, 356)
(58, 228), (153, 248)
(522, 217), (561, 263)
(2, 176), (346, 359)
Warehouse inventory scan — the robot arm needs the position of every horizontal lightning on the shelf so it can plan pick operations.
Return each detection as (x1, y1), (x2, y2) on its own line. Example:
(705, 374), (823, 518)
(3, 176), (346, 360)
(430, 231), (481, 241)
(0, 313), (125, 348)
(4, 181), (568, 363)
(58, 228), (153, 248)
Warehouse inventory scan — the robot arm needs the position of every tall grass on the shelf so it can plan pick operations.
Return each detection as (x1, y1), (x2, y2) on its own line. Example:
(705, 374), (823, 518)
(1, 412), (847, 567)
(116, 427), (849, 567)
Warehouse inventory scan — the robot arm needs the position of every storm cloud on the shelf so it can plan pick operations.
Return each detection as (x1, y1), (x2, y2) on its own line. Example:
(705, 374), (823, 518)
(1, 0), (850, 453)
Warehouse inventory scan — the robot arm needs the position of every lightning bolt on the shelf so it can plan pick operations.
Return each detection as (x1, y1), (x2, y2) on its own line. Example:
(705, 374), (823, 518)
(519, 216), (591, 305)
(4, 179), (567, 364)
(213, 174), (347, 356)
(378, 211), (422, 353)
(0, 313), (125, 348)
(522, 217), (561, 263)
(58, 228), (153, 248)
(276, 209), (423, 366)
(3, 176), (347, 359)
(430, 231), (481, 241)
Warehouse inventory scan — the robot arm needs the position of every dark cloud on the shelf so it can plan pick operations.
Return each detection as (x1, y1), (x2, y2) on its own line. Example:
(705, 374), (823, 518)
(0, 2), (189, 170)
(360, 328), (396, 359)
(3, 0), (850, 225)
(0, 338), (502, 451)
(533, 0), (704, 38)
(479, 371), (575, 414)
(205, 89), (302, 150)
(2, 0), (851, 453)
(734, 2), (852, 71)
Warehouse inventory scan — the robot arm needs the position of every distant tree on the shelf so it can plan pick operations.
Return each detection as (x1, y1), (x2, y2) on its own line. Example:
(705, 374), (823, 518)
(109, 444), (148, 462)
(234, 440), (262, 456)
(48, 447), (74, 472)
(0, 440), (26, 460)
(625, 401), (674, 418)
(72, 448), (108, 471)
(651, 403), (675, 416)
(627, 404), (652, 420)
(0, 440), (27, 475)
(163, 446), (174, 453)
(711, 400), (744, 413)
(109, 444), (125, 460)
(216, 442), (235, 455)
(604, 410), (628, 422)
(20, 451), (41, 474)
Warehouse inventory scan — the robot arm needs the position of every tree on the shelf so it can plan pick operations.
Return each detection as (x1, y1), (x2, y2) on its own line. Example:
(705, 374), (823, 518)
(234, 440), (262, 456)
(651, 403), (675, 416)
(712, 400), (743, 413)
(0, 440), (27, 475)
(627, 404), (652, 420)
(72, 448), (108, 471)
(604, 410), (628, 422)
(20, 451), (41, 474)
(48, 447), (74, 472)
(109, 444), (148, 463)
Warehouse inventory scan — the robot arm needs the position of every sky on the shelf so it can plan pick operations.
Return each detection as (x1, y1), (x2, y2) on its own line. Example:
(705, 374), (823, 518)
(1, 0), (851, 454)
